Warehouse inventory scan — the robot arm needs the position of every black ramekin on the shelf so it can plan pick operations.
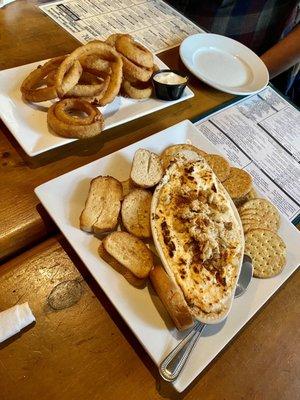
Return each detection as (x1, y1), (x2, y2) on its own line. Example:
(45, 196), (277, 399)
(152, 69), (188, 101)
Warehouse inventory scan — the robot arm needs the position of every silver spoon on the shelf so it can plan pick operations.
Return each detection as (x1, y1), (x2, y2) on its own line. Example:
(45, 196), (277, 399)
(159, 255), (253, 382)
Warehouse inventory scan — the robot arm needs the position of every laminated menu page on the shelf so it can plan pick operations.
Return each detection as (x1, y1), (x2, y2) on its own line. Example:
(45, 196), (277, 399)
(39, 0), (203, 53)
(194, 86), (300, 225)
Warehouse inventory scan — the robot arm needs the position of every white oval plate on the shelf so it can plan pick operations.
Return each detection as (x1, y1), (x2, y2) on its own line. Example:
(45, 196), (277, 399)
(180, 33), (269, 95)
(150, 156), (244, 325)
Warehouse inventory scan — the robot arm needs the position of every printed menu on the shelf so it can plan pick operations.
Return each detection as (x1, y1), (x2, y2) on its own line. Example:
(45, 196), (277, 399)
(195, 86), (300, 224)
(39, 0), (203, 53)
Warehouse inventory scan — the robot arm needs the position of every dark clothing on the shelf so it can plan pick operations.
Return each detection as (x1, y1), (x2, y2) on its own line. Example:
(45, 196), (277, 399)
(168, 0), (299, 54)
(167, 0), (300, 105)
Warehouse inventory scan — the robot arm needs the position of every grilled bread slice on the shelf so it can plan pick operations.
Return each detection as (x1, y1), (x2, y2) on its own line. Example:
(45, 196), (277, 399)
(121, 178), (136, 198)
(80, 176), (122, 234)
(121, 189), (152, 238)
(150, 265), (194, 331)
(98, 241), (146, 288)
(130, 149), (163, 188)
(103, 231), (153, 278)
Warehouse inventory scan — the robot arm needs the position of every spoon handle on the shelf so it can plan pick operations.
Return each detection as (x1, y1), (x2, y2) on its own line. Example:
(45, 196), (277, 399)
(159, 321), (205, 382)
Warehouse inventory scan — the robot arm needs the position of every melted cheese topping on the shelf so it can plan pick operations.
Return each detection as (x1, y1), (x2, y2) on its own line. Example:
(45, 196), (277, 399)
(154, 158), (243, 317)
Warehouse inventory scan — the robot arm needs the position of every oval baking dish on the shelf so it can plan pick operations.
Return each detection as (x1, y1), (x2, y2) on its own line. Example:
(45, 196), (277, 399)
(151, 152), (244, 325)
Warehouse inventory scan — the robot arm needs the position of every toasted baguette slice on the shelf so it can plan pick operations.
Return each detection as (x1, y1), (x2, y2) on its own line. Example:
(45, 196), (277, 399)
(150, 265), (194, 331)
(103, 231), (153, 278)
(160, 144), (206, 171)
(98, 242), (146, 288)
(130, 149), (163, 188)
(121, 178), (136, 198)
(121, 189), (152, 238)
(80, 176), (122, 234)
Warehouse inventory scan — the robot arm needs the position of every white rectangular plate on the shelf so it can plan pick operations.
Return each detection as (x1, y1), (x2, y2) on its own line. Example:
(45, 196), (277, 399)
(0, 58), (193, 156)
(35, 120), (300, 392)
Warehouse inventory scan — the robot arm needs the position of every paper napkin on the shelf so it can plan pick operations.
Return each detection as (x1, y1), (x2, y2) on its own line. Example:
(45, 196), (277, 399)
(0, 302), (35, 343)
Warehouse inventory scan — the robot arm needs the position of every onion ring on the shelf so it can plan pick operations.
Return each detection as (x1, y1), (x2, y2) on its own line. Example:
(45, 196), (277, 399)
(47, 98), (104, 139)
(47, 69), (102, 89)
(44, 69), (57, 87)
(64, 68), (111, 104)
(98, 58), (123, 106)
(46, 59), (106, 88)
(55, 42), (122, 103)
(106, 33), (132, 48)
(54, 98), (100, 125)
(122, 79), (152, 99)
(58, 60), (82, 97)
(21, 56), (65, 102)
(122, 56), (153, 82)
(123, 64), (156, 84)
(65, 74), (110, 98)
(116, 36), (153, 68)
(78, 71), (102, 85)
(80, 54), (111, 74)
(153, 64), (160, 73)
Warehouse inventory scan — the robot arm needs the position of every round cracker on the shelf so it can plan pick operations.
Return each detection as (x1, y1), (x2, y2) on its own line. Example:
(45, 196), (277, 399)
(223, 167), (252, 199)
(239, 207), (275, 218)
(242, 223), (254, 234)
(239, 198), (278, 216)
(203, 154), (230, 182)
(239, 199), (280, 229)
(242, 218), (277, 233)
(241, 212), (279, 232)
(244, 229), (286, 278)
(160, 144), (206, 171)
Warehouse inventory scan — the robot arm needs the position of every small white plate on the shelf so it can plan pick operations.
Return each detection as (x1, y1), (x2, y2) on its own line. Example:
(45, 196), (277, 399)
(180, 33), (269, 95)
(0, 57), (193, 157)
(35, 120), (300, 393)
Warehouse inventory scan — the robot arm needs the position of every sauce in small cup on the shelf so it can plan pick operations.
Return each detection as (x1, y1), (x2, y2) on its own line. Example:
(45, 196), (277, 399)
(152, 69), (188, 101)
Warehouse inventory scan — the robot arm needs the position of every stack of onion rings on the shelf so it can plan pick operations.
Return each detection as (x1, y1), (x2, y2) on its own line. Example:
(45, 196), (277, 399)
(55, 41), (122, 100)
(20, 34), (157, 139)
(114, 34), (155, 98)
(47, 98), (104, 139)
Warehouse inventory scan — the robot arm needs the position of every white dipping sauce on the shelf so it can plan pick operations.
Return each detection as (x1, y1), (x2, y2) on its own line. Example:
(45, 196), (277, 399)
(154, 71), (187, 85)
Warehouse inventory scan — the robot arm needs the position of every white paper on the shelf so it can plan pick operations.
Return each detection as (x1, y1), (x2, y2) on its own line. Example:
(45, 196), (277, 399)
(39, 0), (203, 53)
(0, 302), (35, 343)
(195, 86), (300, 223)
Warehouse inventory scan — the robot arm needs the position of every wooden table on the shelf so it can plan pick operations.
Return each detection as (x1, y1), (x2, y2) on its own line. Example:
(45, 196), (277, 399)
(1, 237), (299, 400)
(0, 2), (299, 399)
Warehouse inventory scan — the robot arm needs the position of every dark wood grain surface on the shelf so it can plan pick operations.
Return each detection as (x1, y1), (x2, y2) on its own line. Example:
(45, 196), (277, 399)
(2, 3), (298, 399)
(0, 237), (299, 400)
(0, 0), (233, 260)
